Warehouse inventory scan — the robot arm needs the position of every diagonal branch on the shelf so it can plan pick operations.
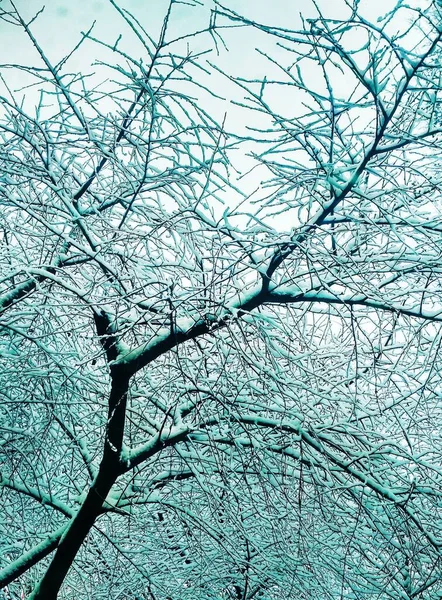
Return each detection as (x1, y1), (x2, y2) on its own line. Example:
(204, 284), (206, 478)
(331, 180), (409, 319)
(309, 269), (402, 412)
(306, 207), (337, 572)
(0, 525), (66, 589)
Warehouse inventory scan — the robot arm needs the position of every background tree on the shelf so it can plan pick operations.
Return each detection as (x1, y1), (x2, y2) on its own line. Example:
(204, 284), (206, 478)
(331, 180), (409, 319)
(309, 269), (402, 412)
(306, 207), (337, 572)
(2, 0), (442, 598)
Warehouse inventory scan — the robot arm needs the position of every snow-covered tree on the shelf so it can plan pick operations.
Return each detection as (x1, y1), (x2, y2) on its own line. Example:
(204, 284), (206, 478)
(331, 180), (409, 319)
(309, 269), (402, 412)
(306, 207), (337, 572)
(2, 0), (442, 598)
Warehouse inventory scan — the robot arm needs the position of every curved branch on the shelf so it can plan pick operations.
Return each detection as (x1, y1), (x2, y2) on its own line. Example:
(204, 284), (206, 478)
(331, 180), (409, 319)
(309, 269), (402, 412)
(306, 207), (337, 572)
(0, 474), (74, 518)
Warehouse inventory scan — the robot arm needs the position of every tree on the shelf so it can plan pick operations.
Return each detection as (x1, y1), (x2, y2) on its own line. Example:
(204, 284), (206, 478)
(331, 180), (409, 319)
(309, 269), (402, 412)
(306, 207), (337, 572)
(2, 0), (442, 597)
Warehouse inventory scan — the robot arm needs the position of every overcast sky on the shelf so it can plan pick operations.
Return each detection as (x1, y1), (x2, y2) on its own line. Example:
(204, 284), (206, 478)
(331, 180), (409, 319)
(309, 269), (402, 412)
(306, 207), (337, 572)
(1, 0), (398, 88)
(0, 0), (410, 203)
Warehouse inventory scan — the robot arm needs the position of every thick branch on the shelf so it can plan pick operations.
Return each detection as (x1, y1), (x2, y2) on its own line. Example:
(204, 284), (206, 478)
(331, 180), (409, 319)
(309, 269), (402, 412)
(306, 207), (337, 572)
(28, 370), (130, 599)
(113, 278), (442, 381)
(0, 526), (66, 589)
(268, 289), (442, 322)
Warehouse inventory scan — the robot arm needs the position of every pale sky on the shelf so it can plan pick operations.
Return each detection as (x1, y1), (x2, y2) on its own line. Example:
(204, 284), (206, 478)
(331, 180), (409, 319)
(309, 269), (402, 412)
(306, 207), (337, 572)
(1, 0), (399, 91)
(0, 0), (414, 205)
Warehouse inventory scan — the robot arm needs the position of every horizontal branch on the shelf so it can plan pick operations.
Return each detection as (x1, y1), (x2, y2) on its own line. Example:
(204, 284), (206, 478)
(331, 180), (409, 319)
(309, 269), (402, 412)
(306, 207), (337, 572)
(268, 288), (442, 322)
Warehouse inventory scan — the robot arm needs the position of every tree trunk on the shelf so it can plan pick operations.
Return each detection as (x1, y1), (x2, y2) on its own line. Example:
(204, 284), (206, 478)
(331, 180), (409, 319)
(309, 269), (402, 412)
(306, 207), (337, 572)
(28, 374), (129, 599)
(28, 457), (117, 599)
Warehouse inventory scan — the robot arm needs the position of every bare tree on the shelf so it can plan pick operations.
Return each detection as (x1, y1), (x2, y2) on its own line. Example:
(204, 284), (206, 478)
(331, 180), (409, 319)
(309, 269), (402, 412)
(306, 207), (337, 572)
(2, 0), (442, 598)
